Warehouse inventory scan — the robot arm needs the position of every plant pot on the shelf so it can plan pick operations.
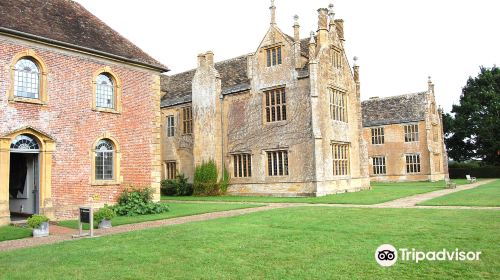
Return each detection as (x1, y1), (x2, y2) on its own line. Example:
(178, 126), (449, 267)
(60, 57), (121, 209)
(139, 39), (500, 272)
(33, 222), (49, 238)
(98, 219), (112, 229)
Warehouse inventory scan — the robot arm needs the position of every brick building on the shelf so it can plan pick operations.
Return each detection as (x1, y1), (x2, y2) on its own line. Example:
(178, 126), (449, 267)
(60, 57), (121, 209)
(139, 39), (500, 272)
(160, 3), (370, 196)
(361, 78), (449, 182)
(0, 0), (167, 225)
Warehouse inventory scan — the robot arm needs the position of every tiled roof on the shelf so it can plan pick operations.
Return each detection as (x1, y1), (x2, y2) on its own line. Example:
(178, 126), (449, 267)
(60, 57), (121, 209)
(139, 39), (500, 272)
(0, 0), (168, 71)
(361, 92), (428, 127)
(161, 55), (251, 108)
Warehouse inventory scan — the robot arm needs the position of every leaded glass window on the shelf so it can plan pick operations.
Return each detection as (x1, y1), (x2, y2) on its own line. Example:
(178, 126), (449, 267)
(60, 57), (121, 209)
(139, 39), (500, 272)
(96, 74), (114, 109)
(10, 134), (40, 151)
(95, 139), (114, 180)
(14, 58), (40, 99)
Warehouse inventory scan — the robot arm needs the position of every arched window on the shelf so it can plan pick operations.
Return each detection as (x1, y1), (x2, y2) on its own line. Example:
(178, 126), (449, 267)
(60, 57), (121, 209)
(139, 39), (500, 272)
(10, 134), (40, 152)
(14, 58), (40, 99)
(95, 139), (114, 180)
(95, 73), (114, 109)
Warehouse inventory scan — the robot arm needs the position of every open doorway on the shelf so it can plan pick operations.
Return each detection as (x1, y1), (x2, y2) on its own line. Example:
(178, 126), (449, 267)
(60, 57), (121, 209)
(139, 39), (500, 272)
(9, 134), (40, 220)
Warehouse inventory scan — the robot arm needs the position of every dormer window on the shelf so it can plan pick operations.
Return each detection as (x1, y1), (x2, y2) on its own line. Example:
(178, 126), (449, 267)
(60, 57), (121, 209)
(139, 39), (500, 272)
(266, 46), (282, 67)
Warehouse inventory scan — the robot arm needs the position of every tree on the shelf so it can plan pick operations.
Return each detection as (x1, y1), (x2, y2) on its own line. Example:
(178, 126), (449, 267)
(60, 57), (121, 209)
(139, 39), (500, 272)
(444, 66), (500, 165)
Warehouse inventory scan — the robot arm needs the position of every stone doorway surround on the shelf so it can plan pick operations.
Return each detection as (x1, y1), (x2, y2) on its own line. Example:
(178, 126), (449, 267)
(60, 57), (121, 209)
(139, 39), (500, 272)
(0, 126), (56, 226)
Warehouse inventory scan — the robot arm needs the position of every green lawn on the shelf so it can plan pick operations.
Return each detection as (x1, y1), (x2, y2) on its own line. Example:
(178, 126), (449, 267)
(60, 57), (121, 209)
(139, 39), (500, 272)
(419, 180), (500, 207)
(162, 180), (448, 205)
(0, 207), (498, 279)
(58, 202), (262, 230)
(0, 226), (32, 242)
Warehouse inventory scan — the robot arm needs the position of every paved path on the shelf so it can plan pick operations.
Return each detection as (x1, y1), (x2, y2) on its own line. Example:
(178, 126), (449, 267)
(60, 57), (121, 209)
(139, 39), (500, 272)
(0, 179), (496, 252)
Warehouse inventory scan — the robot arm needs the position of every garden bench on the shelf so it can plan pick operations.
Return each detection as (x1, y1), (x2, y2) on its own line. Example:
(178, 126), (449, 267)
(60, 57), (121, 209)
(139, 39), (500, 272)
(466, 175), (477, 184)
(445, 178), (457, 189)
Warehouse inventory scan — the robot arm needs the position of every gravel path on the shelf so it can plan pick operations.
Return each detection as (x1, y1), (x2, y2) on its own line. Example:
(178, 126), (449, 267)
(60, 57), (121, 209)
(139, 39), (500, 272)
(375, 179), (496, 207)
(0, 204), (285, 252)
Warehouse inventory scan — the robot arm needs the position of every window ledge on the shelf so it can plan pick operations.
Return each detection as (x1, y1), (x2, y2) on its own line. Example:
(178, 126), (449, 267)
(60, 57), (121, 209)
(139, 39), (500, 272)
(9, 97), (46, 106)
(92, 108), (121, 114)
(91, 180), (120, 186)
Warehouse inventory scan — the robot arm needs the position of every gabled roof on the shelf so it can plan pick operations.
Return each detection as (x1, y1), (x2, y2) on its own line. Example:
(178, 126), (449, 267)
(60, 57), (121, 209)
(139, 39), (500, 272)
(0, 0), (168, 72)
(161, 55), (250, 108)
(361, 92), (428, 127)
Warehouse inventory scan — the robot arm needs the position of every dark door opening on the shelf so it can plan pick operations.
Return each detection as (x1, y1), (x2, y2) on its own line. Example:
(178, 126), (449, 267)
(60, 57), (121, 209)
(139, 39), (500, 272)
(9, 153), (39, 217)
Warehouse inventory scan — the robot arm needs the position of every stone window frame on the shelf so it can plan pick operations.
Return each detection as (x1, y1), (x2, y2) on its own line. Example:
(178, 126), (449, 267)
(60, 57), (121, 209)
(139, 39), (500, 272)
(8, 50), (48, 105)
(181, 106), (193, 135)
(405, 153), (421, 174)
(403, 123), (419, 142)
(266, 149), (289, 177)
(372, 156), (387, 175)
(232, 153), (252, 178)
(90, 133), (121, 186)
(332, 142), (350, 176)
(164, 161), (177, 180)
(265, 45), (283, 67)
(166, 115), (175, 137)
(331, 46), (343, 69)
(371, 127), (385, 145)
(329, 87), (348, 123)
(263, 86), (287, 124)
(91, 66), (122, 114)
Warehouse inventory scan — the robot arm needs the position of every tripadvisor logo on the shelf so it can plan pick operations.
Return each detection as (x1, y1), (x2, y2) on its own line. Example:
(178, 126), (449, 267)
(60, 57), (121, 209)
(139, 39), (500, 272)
(375, 244), (482, 267)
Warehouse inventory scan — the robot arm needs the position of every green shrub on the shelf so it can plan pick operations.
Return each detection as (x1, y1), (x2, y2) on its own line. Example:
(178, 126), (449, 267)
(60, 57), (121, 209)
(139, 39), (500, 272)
(161, 174), (193, 196)
(94, 205), (116, 224)
(193, 160), (230, 196)
(27, 215), (49, 229)
(112, 187), (169, 216)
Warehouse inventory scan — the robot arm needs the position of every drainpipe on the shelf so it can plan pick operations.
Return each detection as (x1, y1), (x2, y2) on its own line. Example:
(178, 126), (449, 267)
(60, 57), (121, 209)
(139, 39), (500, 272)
(220, 93), (225, 181)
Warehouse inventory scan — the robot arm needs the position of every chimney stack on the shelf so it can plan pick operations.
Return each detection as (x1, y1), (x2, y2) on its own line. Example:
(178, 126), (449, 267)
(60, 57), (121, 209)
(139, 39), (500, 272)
(197, 53), (206, 68)
(316, 8), (329, 46)
(334, 19), (345, 41)
(205, 51), (214, 67)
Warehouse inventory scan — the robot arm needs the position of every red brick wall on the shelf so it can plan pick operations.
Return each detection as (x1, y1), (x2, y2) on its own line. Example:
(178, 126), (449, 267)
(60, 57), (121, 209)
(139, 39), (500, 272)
(0, 36), (158, 219)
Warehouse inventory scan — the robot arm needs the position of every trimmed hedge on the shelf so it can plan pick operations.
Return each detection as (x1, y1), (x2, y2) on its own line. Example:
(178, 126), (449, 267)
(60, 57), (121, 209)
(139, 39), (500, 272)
(449, 167), (500, 179)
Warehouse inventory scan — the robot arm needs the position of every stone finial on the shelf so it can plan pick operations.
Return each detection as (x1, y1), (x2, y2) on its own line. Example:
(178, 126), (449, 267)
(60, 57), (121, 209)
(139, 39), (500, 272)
(428, 76), (434, 93)
(293, 15), (300, 42)
(328, 4), (335, 20)
(309, 31), (316, 58)
(309, 31), (316, 44)
(270, 0), (276, 25)
(353, 56), (360, 83)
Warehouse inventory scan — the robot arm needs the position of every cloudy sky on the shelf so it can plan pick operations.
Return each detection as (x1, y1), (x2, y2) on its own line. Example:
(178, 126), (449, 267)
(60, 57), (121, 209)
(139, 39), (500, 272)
(76, 0), (499, 113)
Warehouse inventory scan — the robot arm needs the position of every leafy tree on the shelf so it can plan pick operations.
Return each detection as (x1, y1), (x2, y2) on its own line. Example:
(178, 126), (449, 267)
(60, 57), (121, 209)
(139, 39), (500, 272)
(444, 66), (500, 165)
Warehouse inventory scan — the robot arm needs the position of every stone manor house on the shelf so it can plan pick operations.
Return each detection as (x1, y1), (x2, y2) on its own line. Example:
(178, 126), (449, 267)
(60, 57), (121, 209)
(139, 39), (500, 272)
(0, 0), (448, 225)
(361, 79), (449, 182)
(0, 0), (167, 225)
(160, 3), (371, 196)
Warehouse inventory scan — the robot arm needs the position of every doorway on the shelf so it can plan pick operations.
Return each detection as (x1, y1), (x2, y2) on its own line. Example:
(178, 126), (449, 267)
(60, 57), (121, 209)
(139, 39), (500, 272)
(9, 134), (41, 218)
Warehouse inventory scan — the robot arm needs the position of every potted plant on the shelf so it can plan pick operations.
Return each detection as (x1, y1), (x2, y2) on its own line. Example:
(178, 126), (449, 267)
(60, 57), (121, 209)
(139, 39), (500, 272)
(94, 205), (116, 229)
(27, 214), (50, 237)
